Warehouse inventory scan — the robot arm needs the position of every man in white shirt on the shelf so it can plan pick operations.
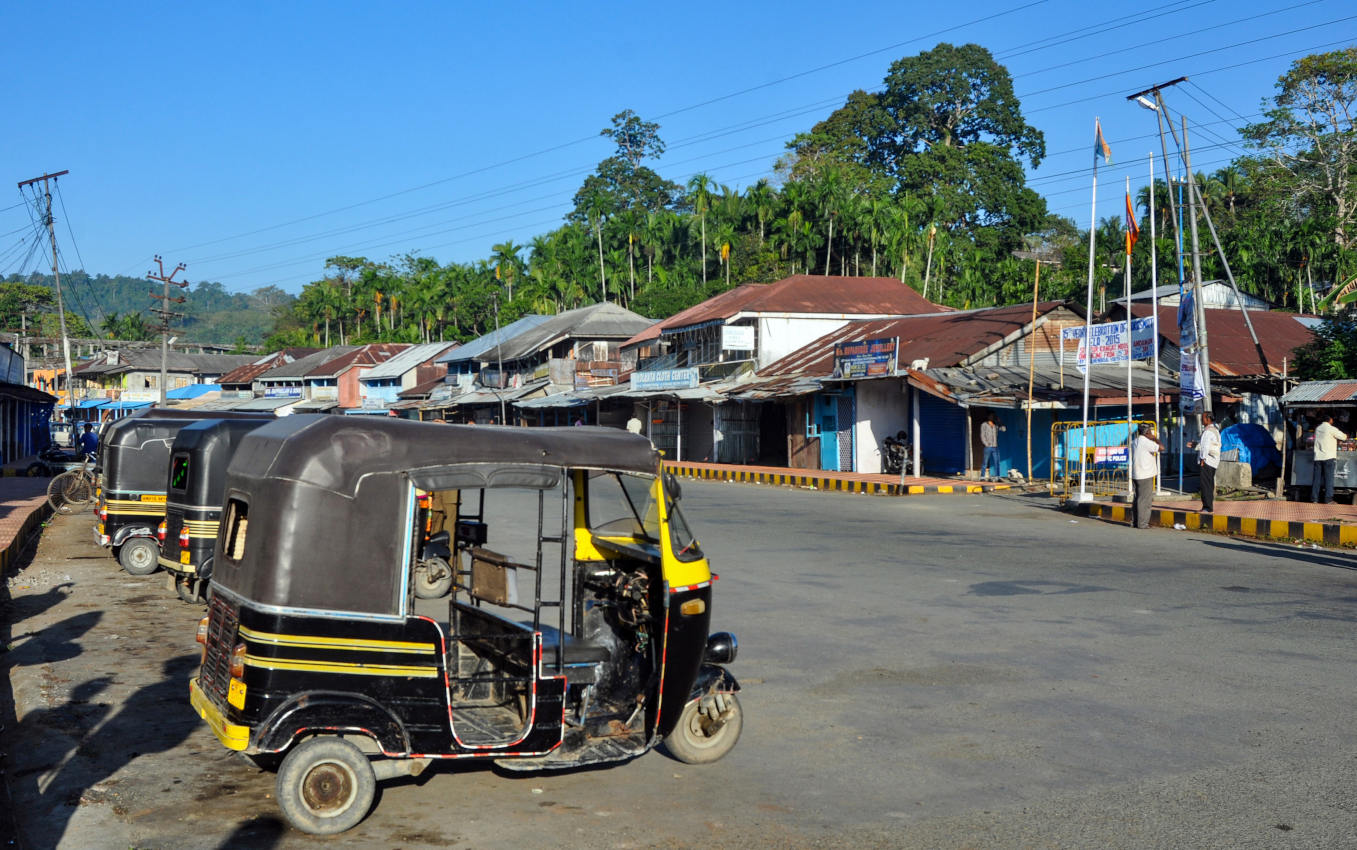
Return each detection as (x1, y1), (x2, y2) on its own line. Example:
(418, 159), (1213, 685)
(1193, 413), (1221, 512)
(1132, 423), (1164, 529)
(1312, 413), (1349, 504)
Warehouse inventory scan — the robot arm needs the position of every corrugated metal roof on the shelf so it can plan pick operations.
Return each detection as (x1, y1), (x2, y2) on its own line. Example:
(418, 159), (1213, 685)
(257, 346), (358, 380)
(306, 343), (411, 378)
(758, 301), (1068, 378)
(653, 275), (949, 337)
(360, 342), (459, 380)
(436, 315), (551, 364)
(478, 303), (655, 363)
(1280, 381), (1357, 404)
(1126, 305), (1317, 378)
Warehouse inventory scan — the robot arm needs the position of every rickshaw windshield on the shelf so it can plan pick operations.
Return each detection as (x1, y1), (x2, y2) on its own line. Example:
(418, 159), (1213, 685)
(666, 495), (703, 562)
(588, 471), (660, 542)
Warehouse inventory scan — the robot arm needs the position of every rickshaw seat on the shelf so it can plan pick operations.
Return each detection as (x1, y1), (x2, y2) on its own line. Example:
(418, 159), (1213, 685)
(531, 622), (610, 666)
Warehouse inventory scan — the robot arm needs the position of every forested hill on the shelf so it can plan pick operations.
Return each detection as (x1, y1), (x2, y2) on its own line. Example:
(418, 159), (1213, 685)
(0, 272), (292, 345)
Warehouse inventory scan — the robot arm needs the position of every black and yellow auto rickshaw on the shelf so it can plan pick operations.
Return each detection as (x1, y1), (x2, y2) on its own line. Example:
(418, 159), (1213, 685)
(156, 417), (270, 603)
(94, 410), (270, 575)
(189, 415), (741, 835)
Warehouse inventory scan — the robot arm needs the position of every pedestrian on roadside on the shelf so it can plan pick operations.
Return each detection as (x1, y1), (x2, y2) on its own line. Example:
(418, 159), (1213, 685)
(1132, 423), (1165, 529)
(1191, 413), (1221, 512)
(78, 423), (98, 461)
(1311, 413), (1348, 504)
(626, 415), (643, 434)
(980, 413), (1005, 480)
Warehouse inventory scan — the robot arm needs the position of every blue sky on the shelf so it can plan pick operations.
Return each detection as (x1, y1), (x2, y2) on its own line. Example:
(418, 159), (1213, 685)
(3, 0), (1352, 297)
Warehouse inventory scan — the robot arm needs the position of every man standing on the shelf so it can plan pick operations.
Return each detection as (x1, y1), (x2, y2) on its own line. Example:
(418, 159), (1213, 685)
(1195, 413), (1221, 512)
(980, 413), (1005, 480)
(1132, 423), (1165, 529)
(1311, 413), (1349, 504)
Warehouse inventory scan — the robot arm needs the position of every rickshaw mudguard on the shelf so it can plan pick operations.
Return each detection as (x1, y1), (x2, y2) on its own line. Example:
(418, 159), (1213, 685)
(688, 664), (740, 701)
(254, 690), (412, 756)
(110, 524), (157, 548)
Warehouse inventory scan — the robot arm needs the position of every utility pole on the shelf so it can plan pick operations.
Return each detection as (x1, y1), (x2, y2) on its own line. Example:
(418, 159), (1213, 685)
(147, 256), (188, 407)
(16, 170), (73, 414)
(1181, 118), (1212, 417)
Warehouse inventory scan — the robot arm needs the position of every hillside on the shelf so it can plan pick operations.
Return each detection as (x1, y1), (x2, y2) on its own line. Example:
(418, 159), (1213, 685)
(0, 272), (292, 345)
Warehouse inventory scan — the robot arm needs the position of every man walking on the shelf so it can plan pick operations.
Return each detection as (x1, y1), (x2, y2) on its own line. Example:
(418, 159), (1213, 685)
(1312, 413), (1348, 504)
(1195, 413), (1221, 512)
(980, 413), (1005, 480)
(1132, 423), (1164, 529)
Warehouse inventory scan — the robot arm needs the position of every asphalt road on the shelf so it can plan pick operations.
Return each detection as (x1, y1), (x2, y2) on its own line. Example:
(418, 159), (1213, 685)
(3, 482), (1356, 849)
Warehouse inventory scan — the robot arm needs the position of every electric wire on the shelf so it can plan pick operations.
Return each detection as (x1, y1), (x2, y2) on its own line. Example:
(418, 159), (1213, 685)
(97, 5), (1341, 291)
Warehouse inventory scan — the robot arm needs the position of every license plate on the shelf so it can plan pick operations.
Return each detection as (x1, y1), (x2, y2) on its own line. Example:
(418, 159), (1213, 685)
(228, 678), (247, 710)
(139, 494), (167, 504)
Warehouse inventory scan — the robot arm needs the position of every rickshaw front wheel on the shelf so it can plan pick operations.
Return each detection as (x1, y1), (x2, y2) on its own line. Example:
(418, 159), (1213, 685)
(663, 692), (743, 765)
(413, 557), (455, 599)
(276, 737), (376, 835)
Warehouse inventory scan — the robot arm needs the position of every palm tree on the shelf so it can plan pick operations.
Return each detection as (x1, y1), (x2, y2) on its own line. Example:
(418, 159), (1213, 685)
(491, 241), (525, 302)
(687, 173), (714, 285)
(746, 180), (776, 245)
(582, 189), (610, 301)
(811, 168), (847, 275)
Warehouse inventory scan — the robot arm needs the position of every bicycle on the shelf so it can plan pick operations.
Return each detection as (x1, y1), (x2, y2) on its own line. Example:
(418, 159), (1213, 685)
(47, 456), (97, 514)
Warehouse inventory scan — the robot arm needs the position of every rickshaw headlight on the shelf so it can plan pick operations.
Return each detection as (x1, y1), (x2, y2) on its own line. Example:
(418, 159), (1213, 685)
(679, 598), (705, 617)
(229, 642), (246, 679)
(195, 616), (209, 646)
(704, 631), (738, 664)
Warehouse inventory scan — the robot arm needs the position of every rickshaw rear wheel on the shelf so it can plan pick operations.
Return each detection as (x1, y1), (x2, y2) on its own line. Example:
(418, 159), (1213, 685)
(276, 737), (376, 835)
(413, 556), (454, 599)
(663, 692), (743, 764)
(118, 538), (159, 576)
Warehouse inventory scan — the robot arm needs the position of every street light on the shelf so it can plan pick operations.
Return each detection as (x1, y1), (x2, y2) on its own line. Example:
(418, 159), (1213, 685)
(1135, 96), (1158, 112)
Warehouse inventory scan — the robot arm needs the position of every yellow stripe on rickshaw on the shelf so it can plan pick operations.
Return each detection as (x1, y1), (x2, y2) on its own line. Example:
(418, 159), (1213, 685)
(243, 654), (439, 677)
(237, 625), (436, 655)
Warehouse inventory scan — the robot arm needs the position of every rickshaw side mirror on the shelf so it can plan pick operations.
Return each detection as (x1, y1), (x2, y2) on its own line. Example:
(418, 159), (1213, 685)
(663, 471), (682, 501)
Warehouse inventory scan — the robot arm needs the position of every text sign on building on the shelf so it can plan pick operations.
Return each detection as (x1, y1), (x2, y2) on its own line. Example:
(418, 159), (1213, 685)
(1061, 319), (1156, 368)
(832, 337), (898, 379)
(264, 386), (303, 398)
(631, 367), (700, 392)
(722, 325), (755, 351)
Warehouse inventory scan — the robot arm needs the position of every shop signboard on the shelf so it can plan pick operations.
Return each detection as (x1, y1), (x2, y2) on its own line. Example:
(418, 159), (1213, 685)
(722, 325), (755, 352)
(1062, 318), (1156, 369)
(631, 367), (699, 392)
(831, 337), (898, 379)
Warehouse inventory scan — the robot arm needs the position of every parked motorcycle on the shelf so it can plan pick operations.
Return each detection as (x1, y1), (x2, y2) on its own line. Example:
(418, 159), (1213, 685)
(882, 431), (911, 476)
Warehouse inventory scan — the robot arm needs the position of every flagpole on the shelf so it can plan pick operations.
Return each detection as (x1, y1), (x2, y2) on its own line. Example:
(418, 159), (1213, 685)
(1125, 175), (1134, 500)
(1077, 119), (1105, 502)
(1148, 153), (1162, 487)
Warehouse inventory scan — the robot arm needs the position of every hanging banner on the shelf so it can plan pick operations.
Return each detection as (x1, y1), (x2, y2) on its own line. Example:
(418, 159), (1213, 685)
(1180, 349), (1205, 413)
(1061, 318), (1156, 369)
(1178, 287), (1197, 350)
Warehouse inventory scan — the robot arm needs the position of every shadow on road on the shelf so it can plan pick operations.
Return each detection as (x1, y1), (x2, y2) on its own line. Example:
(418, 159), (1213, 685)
(1198, 536), (1357, 572)
(2, 653), (201, 848)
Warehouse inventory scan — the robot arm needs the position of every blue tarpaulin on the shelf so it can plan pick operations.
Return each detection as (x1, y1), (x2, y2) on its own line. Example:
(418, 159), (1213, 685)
(1220, 423), (1282, 476)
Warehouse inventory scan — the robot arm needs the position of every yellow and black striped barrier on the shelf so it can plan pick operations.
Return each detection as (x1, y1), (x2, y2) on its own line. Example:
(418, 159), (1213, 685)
(1087, 502), (1357, 547)
(663, 462), (1010, 497)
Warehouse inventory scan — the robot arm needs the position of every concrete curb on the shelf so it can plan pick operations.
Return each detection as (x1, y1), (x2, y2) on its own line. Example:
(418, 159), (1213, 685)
(0, 500), (52, 573)
(1085, 502), (1357, 547)
(664, 462), (1012, 497)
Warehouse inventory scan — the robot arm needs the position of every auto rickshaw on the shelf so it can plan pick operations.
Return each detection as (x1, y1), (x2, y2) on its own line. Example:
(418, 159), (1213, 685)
(94, 410), (269, 575)
(156, 418), (271, 603)
(189, 415), (741, 835)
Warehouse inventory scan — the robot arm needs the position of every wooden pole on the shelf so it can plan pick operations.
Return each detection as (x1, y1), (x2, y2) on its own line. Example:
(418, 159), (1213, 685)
(1026, 260), (1041, 483)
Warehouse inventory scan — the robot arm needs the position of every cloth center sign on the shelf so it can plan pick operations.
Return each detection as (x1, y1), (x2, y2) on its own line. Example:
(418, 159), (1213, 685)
(1061, 318), (1156, 369)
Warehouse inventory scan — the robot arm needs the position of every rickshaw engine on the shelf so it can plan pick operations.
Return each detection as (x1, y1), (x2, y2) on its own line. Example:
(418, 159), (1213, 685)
(580, 564), (651, 653)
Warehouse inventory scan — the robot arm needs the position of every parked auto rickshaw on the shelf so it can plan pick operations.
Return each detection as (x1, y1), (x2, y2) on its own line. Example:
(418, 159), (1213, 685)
(156, 418), (271, 603)
(189, 415), (741, 835)
(94, 410), (269, 575)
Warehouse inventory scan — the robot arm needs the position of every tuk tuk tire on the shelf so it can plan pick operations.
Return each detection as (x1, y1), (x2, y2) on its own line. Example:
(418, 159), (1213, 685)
(276, 737), (377, 836)
(118, 538), (160, 576)
(663, 692), (743, 765)
(413, 557), (454, 599)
